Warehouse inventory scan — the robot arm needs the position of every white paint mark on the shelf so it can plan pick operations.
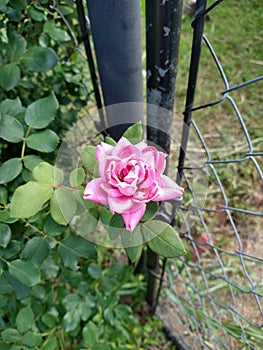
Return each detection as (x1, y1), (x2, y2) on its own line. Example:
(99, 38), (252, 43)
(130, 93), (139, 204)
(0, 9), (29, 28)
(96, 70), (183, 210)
(163, 26), (170, 37)
(148, 89), (162, 104)
(158, 67), (168, 78)
(147, 70), (152, 79)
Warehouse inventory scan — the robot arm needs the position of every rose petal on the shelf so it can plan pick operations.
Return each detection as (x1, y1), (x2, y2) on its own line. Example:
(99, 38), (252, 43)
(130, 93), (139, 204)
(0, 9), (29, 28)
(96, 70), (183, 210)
(100, 156), (119, 181)
(83, 178), (108, 205)
(142, 146), (166, 173)
(96, 142), (114, 160)
(100, 184), (123, 197)
(135, 140), (147, 151)
(112, 137), (132, 156)
(116, 181), (137, 196)
(122, 203), (146, 231)
(120, 145), (141, 158)
(108, 196), (134, 214)
(155, 174), (184, 201)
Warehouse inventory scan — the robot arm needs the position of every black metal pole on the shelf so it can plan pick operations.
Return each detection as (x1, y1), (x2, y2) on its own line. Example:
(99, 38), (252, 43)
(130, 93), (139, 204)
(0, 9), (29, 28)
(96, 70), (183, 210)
(146, 0), (183, 309)
(177, 0), (207, 183)
(76, 0), (106, 130)
(146, 0), (183, 152)
(86, 0), (143, 141)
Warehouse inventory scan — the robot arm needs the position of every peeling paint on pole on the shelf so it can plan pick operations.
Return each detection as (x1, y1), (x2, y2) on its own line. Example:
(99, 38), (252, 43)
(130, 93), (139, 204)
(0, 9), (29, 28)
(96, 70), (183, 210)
(146, 0), (183, 152)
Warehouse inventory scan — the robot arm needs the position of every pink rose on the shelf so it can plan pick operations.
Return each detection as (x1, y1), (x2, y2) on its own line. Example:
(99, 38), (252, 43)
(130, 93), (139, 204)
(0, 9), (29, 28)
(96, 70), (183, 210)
(84, 137), (183, 231)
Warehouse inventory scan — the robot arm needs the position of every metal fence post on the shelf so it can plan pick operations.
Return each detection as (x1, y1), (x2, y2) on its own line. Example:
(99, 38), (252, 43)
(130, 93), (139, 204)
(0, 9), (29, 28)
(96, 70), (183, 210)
(146, 0), (183, 309)
(76, 0), (106, 130)
(86, 0), (143, 140)
(177, 0), (207, 182)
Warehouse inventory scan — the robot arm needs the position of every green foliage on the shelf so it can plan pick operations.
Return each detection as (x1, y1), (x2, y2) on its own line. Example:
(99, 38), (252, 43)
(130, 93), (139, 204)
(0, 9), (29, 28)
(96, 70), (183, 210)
(25, 93), (58, 129)
(0, 158), (22, 184)
(142, 220), (186, 258)
(123, 121), (143, 144)
(82, 145), (99, 177)
(10, 181), (53, 218)
(0, 1), (183, 348)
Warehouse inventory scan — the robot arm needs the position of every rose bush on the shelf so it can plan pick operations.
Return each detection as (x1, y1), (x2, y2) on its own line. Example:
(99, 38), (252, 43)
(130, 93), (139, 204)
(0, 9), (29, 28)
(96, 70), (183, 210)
(84, 136), (184, 231)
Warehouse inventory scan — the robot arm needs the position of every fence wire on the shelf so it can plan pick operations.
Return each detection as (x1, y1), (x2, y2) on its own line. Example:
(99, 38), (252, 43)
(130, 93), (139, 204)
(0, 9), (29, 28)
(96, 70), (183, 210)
(156, 1), (263, 349)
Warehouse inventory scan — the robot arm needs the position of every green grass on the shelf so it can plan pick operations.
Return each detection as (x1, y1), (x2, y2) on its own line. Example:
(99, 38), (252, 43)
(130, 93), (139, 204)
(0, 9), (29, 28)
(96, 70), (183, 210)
(176, 0), (263, 144)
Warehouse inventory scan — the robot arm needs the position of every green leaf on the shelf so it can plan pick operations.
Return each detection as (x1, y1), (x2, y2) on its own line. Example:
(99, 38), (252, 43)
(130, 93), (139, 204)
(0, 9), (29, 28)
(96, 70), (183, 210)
(125, 245), (143, 263)
(7, 31), (27, 61)
(31, 285), (46, 300)
(21, 237), (49, 266)
(27, 129), (59, 153)
(82, 196), (96, 210)
(22, 332), (42, 347)
(88, 263), (102, 279)
(141, 201), (159, 222)
(121, 226), (143, 262)
(50, 188), (77, 225)
(23, 155), (43, 171)
(69, 167), (85, 187)
(44, 21), (71, 41)
(104, 307), (114, 325)
(0, 97), (24, 117)
(4, 271), (31, 299)
(28, 5), (46, 21)
(82, 321), (99, 346)
(79, 301), (93, 321)
(40, 338), (58, 350)
(50, 193), (67, 226)
(15, 306), (34, 333)
(0, 0), (8, 11)
(100, 207), (113, 227)
(62, 310), (80, 332)
(0, 275), (12, 294)
(121, 225), (143, 247)
(25, 93), (58, 129)
(0, 64), (20, 91)
(0, 158), (22, 184)
(142, 220), (186, 258)
(73, 207), (99, 236)
(0, 240), (21, 260)
(58, 236), (97, 270)
(122, 121), (143, 144)
(0, 115), (24, 143)
(9, 260), (41, 287)
(10, 181), (53, 218)
(0, 209), (18, 224)
(0, 223), (11, 248)
(33, 162), (64, 186)
(23, 46), (58, 72)
(41, 312), (59, 328)
(0, 186), (8, 205)
(1, 328), (20, 343)
(43, 214), (65, 236)
(82, 146), (99, 176)
(108, 213), (125, 240)
(63, 294), (81, 311)
(121, 225), (143, 262)
(41, 256), (59, 279)
(105, 136), (116, 145)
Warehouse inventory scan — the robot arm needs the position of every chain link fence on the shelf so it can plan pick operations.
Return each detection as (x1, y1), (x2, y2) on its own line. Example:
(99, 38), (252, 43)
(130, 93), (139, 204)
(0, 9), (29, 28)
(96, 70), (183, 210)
(155, 1), (263, 349)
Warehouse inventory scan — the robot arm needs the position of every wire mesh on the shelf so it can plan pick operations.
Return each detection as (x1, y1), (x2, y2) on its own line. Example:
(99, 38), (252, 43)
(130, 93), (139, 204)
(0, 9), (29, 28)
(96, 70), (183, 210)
(156, 1), (263, 349)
